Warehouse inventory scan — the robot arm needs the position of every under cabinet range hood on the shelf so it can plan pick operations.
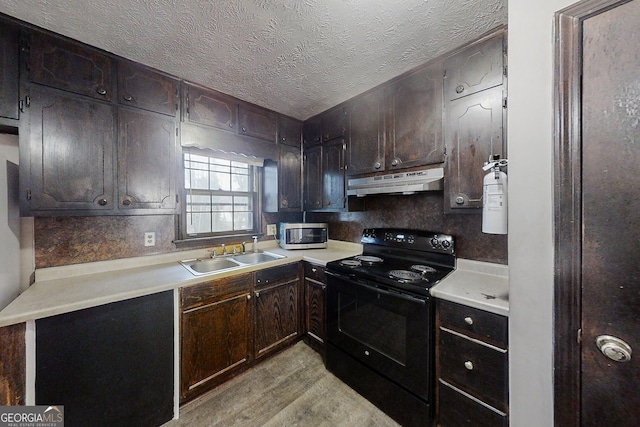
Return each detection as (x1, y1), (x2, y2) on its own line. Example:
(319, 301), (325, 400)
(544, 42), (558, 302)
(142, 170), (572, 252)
(347, 167), (444, 197)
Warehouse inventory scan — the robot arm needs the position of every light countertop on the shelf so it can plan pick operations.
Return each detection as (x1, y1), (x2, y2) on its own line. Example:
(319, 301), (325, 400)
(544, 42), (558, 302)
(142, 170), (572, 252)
(0, 240), (362, 328)
(430, 258), (509, 316)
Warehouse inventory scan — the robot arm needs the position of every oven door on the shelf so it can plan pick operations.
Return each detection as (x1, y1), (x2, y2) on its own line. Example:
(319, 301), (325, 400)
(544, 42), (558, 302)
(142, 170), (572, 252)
(326, 270), (433, 401)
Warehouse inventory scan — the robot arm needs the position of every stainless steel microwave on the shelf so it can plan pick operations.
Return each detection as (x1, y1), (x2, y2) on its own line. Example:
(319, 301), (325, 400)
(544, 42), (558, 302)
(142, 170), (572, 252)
(278, 222), (328, 250)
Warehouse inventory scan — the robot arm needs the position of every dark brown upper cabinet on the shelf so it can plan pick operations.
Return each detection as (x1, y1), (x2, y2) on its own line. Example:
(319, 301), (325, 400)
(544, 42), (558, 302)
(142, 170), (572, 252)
(387, 61), (444, 170)
(238, 102), (277, 142)
(117, 60), (179, 117)
(183, 82), (237, 132)
(278, 114), (302, 147)
(21, 85), (115, 213)
(117, 107), (179, 211)
(0, 20), (20, 121)
(322, 138), (346, 211)
(444, 33), (505, 101)
(303, 115), (322, 147)
(29, 31), (113, 101)
(303, 144), (323, 211)
(347, 88), (385, 175)
(322, 106), (347, 142)
(445, 86), (505, 211)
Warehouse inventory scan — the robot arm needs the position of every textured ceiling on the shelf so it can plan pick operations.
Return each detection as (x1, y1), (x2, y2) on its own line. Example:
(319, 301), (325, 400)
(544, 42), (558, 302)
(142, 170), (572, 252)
(0, 0), (506, 120)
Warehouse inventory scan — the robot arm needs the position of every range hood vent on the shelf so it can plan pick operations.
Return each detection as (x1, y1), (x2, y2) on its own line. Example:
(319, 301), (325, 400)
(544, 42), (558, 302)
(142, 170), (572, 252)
(347, 167), (444, 197)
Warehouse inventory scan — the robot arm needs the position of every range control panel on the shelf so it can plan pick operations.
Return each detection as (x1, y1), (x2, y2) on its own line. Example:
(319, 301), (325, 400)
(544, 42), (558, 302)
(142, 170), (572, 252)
(361, 228), (455, 255)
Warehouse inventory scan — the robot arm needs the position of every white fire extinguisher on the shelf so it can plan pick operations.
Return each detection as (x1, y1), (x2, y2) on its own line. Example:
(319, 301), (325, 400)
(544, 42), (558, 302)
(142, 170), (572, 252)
(482, 155), (508, 234)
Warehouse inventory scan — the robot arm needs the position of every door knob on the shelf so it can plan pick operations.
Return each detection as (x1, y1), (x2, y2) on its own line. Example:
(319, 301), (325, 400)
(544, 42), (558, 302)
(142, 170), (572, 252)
(596, 335), (632, 362)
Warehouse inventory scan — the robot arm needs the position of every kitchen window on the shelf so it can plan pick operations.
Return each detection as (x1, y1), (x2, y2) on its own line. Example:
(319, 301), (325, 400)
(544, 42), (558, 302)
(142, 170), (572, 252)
(182, 150), (260, 239)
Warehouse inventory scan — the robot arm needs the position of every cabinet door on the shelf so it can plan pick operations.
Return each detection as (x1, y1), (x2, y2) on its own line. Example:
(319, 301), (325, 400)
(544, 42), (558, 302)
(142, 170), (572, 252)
(254, 279), (300, 360)
(444, 33), (505, 101)
(117, 108), (178, 211)
(445, 87), (505, 210)
(303, 144), (323, 211)
(30, 31), (113, 101)
(23, 86), (115, 212)
(323, 138), (346, 210)
(117, 60), (178, 116)
(322, 106), (347, 142)
(347, 89), (385, 175)
(388, 63), (444, 169)
(278, 115), (302, 147)
(184, 82), (237, 131)
(278, 143), (302, 211)
(181, 292), (252, 402)
(303, 115), (322, 147)
(0, 21), (20, 120)
(238, 102), (277, 142)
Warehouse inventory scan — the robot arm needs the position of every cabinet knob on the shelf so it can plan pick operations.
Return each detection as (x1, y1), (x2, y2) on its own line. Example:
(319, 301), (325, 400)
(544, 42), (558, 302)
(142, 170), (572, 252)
(464, 316), (474, 325)
(455, 85), (465, 94)
(255, 291), (260, 298)
(374, 161), (381, 169)
(311, 268), (317, 272)
(455, 196), (465, 205)
(242, 127), (247, 133)
(281, 137), (286, 142)
(391, 158), (400, 167)
(123, 94), (133, 101)
(596, 335), (632, 362)
(97, 198), (108, 206)
(229, 123), (234, 128)
(246, 294), (251, 300)
(122, 199), (132, 206)
(96, 86), (107, 96)
(464, 361), (474, 370)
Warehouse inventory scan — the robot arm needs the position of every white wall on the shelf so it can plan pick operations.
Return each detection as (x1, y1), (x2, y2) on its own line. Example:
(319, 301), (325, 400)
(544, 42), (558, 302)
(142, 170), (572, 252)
(0, 133), (21, 310)
(508, 0), (575, 425)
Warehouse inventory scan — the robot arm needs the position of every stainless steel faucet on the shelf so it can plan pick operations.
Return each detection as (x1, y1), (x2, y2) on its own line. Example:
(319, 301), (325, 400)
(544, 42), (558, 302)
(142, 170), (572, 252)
(252, 236), (258, 252)
(221, 243), (227, 255)
(241, 242), (246, 253)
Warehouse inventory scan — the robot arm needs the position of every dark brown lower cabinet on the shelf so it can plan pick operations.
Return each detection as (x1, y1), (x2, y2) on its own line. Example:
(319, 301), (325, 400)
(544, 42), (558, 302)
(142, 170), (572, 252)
(180, 274), (253, 403)
(254, 263), (301, 360)
(0, 322), (26, 405)
(303, 261), (326, 356)
(436, 300), (508, 427)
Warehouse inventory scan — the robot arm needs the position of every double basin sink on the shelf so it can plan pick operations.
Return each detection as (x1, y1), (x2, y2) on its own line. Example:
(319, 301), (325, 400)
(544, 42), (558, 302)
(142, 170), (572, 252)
(180, 251), (286, 276)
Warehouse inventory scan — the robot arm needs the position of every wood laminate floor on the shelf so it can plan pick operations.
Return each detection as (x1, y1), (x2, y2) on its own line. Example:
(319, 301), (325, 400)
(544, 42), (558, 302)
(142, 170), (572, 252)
(164, 341), (401, 427)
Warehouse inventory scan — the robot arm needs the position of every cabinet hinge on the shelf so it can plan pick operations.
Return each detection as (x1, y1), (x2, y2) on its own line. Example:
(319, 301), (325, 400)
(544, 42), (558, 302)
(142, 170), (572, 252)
(502, 97), (508, 109)
(176, 194), (179, 203)
(185, 94), (189, 116)
(26, 189), (32, 201)
(176, 127), (179, 137)
(503, 65), (508, 77)
(577, 328), (582, 344)
(443, 69), (447, 79)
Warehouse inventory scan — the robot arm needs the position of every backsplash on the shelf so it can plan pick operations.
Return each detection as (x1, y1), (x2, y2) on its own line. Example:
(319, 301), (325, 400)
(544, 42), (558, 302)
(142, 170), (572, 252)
(34, 194), (506, 268)
(306, 192), (508, 264)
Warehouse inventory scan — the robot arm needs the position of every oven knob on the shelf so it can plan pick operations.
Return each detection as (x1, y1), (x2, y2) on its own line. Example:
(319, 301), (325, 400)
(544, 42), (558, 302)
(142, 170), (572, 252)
(441, 240), (451, 249)
(364, 350), (370, 356)
(464, 361), (474, 371)
(430, 238), (439, 247)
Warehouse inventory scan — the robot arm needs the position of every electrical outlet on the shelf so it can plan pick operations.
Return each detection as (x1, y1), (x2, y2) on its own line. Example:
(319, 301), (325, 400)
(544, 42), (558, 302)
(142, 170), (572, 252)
(144, 232), (156, 247)
(266, 224), (277, 236)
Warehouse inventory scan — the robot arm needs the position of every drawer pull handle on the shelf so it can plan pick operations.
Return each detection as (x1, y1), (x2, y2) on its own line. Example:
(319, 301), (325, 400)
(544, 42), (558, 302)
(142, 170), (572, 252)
(464, 316), (474, 325)
(464, 361), (474, 370)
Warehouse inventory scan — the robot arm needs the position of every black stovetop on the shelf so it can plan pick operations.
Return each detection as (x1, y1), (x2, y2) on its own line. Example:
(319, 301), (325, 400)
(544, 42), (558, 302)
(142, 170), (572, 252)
(326, 228), (456, 297)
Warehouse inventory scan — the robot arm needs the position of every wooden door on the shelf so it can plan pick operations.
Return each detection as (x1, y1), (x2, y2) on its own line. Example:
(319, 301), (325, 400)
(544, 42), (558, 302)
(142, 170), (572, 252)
(347, 88), (385, 175)
(278, 143), (302, 211)
(322, 106), (347, 142)
(238, 102), (277, 142)
(117, 107), (178, 211)
(303, 144), (323, 211)
(117, 60), (179, 116)
(580, 1), (639, 423)
(445, 87), (504, 210)
(555, 1), (640, 425)
(0, 21), (20, 120)
(23, 86), (115, 212)
(323, 138), (345, 210)
(388, 63), (444, 170)
(184, 82), (237, 131)
(254, 280), (300, 360)
(278, 115), (302, 147)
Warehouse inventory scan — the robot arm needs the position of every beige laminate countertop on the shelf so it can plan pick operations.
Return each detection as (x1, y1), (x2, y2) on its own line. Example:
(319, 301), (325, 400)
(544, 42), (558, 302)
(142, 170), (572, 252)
(0, 240), (362, 328)
(430, 258), (509, 316)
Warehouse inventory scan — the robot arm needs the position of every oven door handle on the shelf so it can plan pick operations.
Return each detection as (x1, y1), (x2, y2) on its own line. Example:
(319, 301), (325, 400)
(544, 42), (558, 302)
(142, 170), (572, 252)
(326, 270), (427, 306)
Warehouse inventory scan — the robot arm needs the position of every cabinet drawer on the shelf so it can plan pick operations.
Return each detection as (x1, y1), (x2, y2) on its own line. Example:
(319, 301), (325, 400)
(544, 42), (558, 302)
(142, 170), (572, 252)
(437, 300), (507, 347)
(255, 263), (299, 288)
(303, 262), (325, 283)
(439, 328), (508, 412)
(438, 379), (507, 427)
(180, 273), (251, 310)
